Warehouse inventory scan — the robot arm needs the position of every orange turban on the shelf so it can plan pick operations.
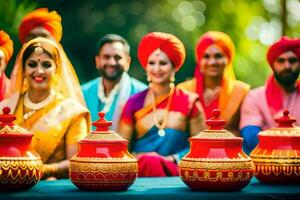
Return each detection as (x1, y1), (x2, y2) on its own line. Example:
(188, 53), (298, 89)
(267, 36), (300, 66)
(195, 31), (235, 66)
(0, 30), (13, 63)
(19, 8), (62, 44)
(138, 32), (186, 71)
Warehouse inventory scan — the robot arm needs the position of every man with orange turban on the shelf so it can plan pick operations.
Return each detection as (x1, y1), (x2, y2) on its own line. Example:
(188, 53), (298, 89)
(178, 31), (249, 134)
(240, 36), (300, 154)
(118, 32), (205, 177)
(19, 8), (62, 44)
(0, 30), (13, 101)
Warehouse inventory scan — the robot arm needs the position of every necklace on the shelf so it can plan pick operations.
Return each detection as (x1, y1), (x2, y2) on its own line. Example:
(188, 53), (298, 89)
(23, 90), (55, 120)
(150, 85), (175, 137)
(98, 78), (121, 113)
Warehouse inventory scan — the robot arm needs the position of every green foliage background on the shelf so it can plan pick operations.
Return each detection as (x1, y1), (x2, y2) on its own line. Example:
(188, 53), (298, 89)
(1, 0), (299, 88)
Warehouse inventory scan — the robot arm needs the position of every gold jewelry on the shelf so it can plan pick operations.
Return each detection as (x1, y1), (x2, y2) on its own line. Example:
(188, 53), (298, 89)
(147, 76), (153, 88)
(23, 90), (55, 120)
(150, 85), (175, 137)
(147, 76), (151, 82)
(169, 74), (175, 88)
(34, 43), (44, 55)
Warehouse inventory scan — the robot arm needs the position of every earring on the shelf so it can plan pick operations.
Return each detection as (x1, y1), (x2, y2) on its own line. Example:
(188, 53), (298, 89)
(147, 75), (153, 88)
(169, 74), (175, 88)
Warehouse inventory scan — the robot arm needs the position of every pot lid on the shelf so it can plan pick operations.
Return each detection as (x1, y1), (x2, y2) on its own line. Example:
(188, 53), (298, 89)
(259, 110), (300, 136)
(0, 107), (29, 135)
(80, 112), (127, 143)
(191, 109), (239, 140)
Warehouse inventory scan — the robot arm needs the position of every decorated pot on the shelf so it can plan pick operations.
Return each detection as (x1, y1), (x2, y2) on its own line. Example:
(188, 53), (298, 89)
(250, 110), (300, 184)
(0, 107), (43, 191)
(69, 112), (138, 191)
(179, 109), (254, 191)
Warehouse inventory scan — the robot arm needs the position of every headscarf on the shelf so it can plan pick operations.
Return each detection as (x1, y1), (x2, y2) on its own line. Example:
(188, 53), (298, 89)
(0, 30), (13, 63)
(194, 31), (236, 112)
(137, 32), (186, 72)
(9, 37), (85, 105)
(0, 30), (13, 101)
(265, 36), (300, 114)
(19, 8), (62, 44)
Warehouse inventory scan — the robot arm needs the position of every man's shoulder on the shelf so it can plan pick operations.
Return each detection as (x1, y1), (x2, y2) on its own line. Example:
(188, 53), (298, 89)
(248, 85), (266, 96)
(81, 78), (99, 92)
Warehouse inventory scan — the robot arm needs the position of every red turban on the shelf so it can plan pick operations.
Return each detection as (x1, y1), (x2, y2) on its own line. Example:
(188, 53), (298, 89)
(267, 36), (300, 66)
(19, 8), (62, 44)
(138, 32), (186, 71)
(0, 30), (13, 63)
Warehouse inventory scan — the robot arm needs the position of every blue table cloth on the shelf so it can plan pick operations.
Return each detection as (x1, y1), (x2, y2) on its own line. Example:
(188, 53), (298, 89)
(1, 177), (299, 200)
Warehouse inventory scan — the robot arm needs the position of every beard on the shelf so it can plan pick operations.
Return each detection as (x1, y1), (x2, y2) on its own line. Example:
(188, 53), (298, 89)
(273, 69), (300, 87)
(98, 64), (124, 81)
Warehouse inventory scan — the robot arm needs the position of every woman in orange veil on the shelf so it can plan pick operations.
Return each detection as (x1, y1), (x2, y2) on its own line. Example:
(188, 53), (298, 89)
(1, 37), (90, 179)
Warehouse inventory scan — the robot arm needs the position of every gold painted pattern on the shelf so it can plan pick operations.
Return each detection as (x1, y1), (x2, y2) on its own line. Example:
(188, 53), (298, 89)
(0, 159), (43, 184)
(251, 148), (300, 159)
(83, 132), (126, 141)
(180, 159), (254, 171)
(193, 130), (237, 138)
(70, 159), (138, 182)
(0, 125), (28, 134)
(180, 159), (254, 182)
(259, 127), (300, 136)
(253, 163), (300, 176)
(181, 170), (252, 182)
(251, 147), (300, 176)
(70, 156), (137, 163)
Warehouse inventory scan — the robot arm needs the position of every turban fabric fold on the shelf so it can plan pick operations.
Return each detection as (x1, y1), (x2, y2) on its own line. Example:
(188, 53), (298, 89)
(138, 32), (186, 71)
(0, 30), (13, 63)
(267, 36), (300, 66)
(19, 8), (62, 44)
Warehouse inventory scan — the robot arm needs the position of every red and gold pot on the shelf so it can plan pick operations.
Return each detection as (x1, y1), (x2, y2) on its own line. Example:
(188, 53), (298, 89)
(250, 110), (300, 183)
(179, 109), (254, 191)
(70, 112), (138, 191)
(0, 107), (43, 191)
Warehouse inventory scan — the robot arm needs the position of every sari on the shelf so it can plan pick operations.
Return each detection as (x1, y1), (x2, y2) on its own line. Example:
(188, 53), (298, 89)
(0, 91), (89, 164)
(1, 37), (90, 178)
(178, 77), (249, 134)
(118, 87), (206, 176)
